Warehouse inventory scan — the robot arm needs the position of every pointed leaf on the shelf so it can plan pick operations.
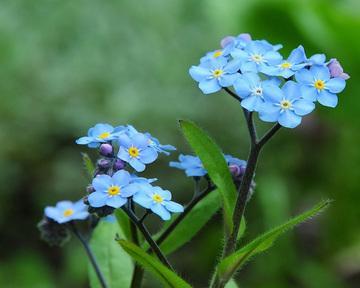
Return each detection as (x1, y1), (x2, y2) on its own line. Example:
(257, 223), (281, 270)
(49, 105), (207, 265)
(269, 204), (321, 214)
(82, 153), (95, 180)
(179, 120), (237, 234)
(217, 199), (331, 284)
(118, 239), (192, 288)
(89, 221), (133, 288)
(115, 209), (132, 241)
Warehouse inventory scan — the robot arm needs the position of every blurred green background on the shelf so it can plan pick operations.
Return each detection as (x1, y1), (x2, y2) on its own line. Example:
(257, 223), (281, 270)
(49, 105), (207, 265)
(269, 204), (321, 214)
(0, 0), (359, 287)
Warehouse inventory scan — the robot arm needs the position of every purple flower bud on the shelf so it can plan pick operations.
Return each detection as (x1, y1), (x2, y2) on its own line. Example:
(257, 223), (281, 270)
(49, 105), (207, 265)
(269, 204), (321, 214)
(238, 33), (252, 42)
(99, 143), (113, 156)
(327, 58), (350, 80)
(239, 165), (246, 176)
(220, 36), (236, 48)
(229, 164), (241, 177)
(113, 159), (126, 171)
(97, 159), (111, 169)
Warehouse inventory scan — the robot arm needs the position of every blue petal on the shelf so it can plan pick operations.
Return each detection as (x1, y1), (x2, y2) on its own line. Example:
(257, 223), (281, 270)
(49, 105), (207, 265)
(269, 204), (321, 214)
(300, 85), (318, 101)
(155, 188), (172, 200)
(241, 96), (262, 112)
(44, 207), (61, 221)
(140, 148), (158, 164)
(287, 45), (306, 64)
(88, 192), (108, 208)
(72, 211), (89, 220)
(129, 158), (146, 172)
(230, 48), (248, 60)
(281, 81), (299, 100)
(92, 123), (114, 136)
(112, 170), (130, 186)
(198, 78), (221, 94)
(309, 54), (326, 65)
(151, 204), (171, 221)
(241, 61), (257, 73)
(219, 73), (240, 87)
(185, 167), (207, 177)
(164, 201), (184, 213)
(311, 65), (330, 81)
(326, 78), (346, 93)
(92, 174), (112, 191)
(118, 146), (131, 162)
(224, 58), (242, 73)
(264, 51), (282, 65)
(233, 78), (251, 99)
(76, 136), (94, 145)
(132, 133), (149, 149)
(262, 83), (284, 103)
(106, 196), (127, 208)
(133, 192), (153, 209)
(189, 65), (211, 82)
(118, 134), (132, 148)
(317, 90), (338, 108)
(121, 184), (139, 197)
(259, 109), (280, 123)
(295, 68), (313, 84)
(278, 111), (302, 128)
(56, 201), (73, 210)
(292, 99), (315, 116)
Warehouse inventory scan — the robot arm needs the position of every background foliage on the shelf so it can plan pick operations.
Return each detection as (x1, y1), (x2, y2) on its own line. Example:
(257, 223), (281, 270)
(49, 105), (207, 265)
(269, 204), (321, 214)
(0, 0), (359, 287)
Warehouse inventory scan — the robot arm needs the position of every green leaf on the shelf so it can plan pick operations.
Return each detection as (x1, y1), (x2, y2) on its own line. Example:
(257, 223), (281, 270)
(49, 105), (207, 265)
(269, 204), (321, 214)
(217, 199), (331, 284)
(179, 120), (237, 234)
(114, 209), (132, 242)
(118, 239), (192, 288)
(82, 153), (95, 180)
(89, 221), (133, 288)
(159, 190), (221, 255)
(225, 279), (239, 288)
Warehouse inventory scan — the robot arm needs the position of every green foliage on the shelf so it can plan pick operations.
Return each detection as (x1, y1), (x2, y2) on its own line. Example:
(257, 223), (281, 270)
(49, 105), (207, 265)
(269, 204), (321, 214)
(89, 221), (133, 288)
(225, 279), (239, 288)
(118, 239), (192, 288)
(82, 153), (95, 180)
(115, 209), (132, 242)
(179, 120), (237, 234)
(216, 199), (331, 285)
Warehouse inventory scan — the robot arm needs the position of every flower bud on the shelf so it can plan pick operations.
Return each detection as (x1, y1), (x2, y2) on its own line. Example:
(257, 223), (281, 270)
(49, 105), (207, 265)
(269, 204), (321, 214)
(229, 164), (246, 178)
(113, 159), (126, 171)
(97, 158), (111, 169)
(37, 218), (71, 246)
(220, 36), (235, 48)
(327, 58), (350, 80)
(86, 185), (95, 194)
(88, 205), (115, 217)
(99, 143), (113, 156)
(238, 33), (252, 42)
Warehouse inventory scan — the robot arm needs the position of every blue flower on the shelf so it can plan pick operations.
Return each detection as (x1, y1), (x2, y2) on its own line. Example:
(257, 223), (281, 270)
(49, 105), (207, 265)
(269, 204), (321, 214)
(295, 65), (346, 107)
(45, 200), (89, 224)
(133, 185), (183, 220)
(76, 123), (123, 148)
(224, 154), (247, 168)
(259, 81), (315, 128)
(169, 154), (207, 177)
(189, 56), (241, 94)
(233, 72), (283, 112)
(130, 174), (157, 184)
(88, 170), (138, 208)
(307, 54), (326, 66)
(200, 45), (233, 63)
(231, 40), (282, 73)
(118, 132), (158, 172)
(261, 45), (307, 78)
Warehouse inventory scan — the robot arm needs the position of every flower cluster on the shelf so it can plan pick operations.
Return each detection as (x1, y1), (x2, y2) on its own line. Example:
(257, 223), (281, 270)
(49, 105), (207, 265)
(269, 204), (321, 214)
(189, 33), (349, 128)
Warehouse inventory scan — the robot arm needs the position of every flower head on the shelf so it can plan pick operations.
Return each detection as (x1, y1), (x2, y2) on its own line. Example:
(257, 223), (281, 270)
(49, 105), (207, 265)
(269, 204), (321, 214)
(189, 56), (241, 94)
(133, 185), (183, 220)
(327, 58), (350, 80)
(44, 200), (89, 224)
(295, 65), (346, 107)
(88, 170), (138, 208)
(117, 132), (158, 172)
(76, 123), (123, 148)
(259, 81), (315, 128)
(169, 154), (207, 177)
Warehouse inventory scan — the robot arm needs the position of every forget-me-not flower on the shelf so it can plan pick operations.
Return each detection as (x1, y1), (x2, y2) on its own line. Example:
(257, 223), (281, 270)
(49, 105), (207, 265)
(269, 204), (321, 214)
(259, 81), (315, 128)
(45, 200), (89, 224)
(295, 65), (346, 107)
(233, 72), (283, 112)
(118, 132), (158, 172)
(76, 123), (123, 148)
(189, 56), (241, 94)
(169, 154), (207, 177)
(133, 185), (183, 220)
(88, 170), (138, 208)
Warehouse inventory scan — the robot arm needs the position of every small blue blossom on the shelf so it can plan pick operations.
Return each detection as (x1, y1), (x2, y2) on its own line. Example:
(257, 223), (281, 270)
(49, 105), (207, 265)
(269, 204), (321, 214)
(233, 72), (283, 112)
(169, 154), (207, 177)
(307, 54), (326, 66)
(200, 46), (233, 63)
(118, 132), (158, 172)
(231, 40), (282, 73)
(259, 81), (315, 128)
(262, 45), (307, 78)
(76, 123), (123, 148)
(224, 154), (247, 169)
(45, 200), (89, 224)
(88, 170), (138, 208)
(189, 56), (241, 94)
(133, 185), (184, 221)
(130, 174), (157, 184)
(295, 65), (346, 107)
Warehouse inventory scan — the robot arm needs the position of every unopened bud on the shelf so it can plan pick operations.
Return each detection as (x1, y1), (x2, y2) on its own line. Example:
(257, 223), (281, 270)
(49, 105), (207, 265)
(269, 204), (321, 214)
(97, 158), (111, 169)
(327, 58), (350, 80)
(99, 143), (113, 156)
(113, 159), (126, 171)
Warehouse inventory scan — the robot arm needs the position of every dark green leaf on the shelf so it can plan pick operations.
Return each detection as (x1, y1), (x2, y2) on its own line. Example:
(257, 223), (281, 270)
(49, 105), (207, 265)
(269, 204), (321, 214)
(114, 209), (132, 242)
(118, 239), (192, 288)
(179, 120), (237, 234)
(217, 199), (331, 284)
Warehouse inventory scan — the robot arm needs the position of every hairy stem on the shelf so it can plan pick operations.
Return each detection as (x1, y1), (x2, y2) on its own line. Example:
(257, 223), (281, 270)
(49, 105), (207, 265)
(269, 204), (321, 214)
(70, 222), (108, 288)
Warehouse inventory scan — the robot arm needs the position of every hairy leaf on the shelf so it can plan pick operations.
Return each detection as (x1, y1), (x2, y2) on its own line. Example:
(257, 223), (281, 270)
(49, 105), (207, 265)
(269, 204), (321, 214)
(82, 153), (95, 180)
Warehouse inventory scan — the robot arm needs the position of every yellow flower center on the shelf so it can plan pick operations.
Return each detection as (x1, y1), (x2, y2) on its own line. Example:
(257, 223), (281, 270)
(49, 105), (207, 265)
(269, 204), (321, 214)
(63, 209), (74, 217)
(128, 146), (139, 157)
(152, 193), (163, 203)
(280, 62), (292, 69)
(213, 50), (223, 58)
(212, 69), (223, 78)
(280, 100), (292, 110)
(314, 79), (325, 90)
(251, 54), (263, 63)
(99, 132), (111, 139)
(108, 185), (120, 196)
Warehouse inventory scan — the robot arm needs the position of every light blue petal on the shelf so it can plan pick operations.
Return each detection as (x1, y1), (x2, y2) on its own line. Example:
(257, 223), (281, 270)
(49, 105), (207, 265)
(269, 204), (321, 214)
(287, 45), (306, 64)
(121, 184), (138, 197)
(230, 48), (248, 60)
(189, 65), (211, 82)
(129, 158), (146, 172)
(317, 90), (338, 108)
(132, 133), (149, 149)
(219, 73), (240, 87)
(262, 83), (284, 102)
(309, 54), (326, 65)
(311, 65), (330, 81)
(112, 170), (130, 186)
(164, 201), (184, 213)
(241, 61), (257, 73)
(118, 134), (132, 148)
(295, 68), (313, 84)
(151, 204), (171, 221)
(185, 167), (207, 177)
(118, 146), (131, 162)
(156, 188), (171, 201)
(133, 192), (152, 209)
(241, 96), (262, 112)
(140, 148), (158, 164)
(44, 207), (61, 221)
(224, 58), (242, 73)
(198, 78), (221, 94)
(72, 211), (89, 220)
(88, 192), (108, 208)
(300, 85), (318, 101)
(281, 81), (299, 100)
(92, 123), (114, 136)
(292, 99), (315, 116)
(264, 51), (282, 64)
(169, 161), (184, 169)
(56, 201), (73, 210)
(233, 78), (251, 99)
(73, 199), (87, 211)
(278, 111), (302, 128)
(76, 136), (94, 145)
(92, 175), (112, 191)
(106, 196), (127, 208)
(326, 78), (346, 93)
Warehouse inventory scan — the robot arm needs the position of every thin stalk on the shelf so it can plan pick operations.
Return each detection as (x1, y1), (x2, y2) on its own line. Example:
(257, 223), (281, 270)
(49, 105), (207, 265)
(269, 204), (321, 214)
(70, 223), (107, 288)
(130, 208), (144, 288)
